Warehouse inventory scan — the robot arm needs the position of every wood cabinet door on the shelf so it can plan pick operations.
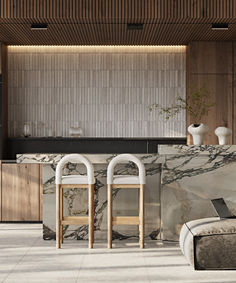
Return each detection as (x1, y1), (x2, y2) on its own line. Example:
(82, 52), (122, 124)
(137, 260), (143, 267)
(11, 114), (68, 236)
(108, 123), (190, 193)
(1, 164), (41, 221)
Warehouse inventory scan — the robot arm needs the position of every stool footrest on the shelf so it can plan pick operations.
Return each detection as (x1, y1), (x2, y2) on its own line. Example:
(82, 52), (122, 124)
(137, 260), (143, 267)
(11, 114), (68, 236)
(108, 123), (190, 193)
(61, 216), (89, 225)
(112, 184), (140, 189)
(112, 216), (140, 225)
(61, 184), (89, 189)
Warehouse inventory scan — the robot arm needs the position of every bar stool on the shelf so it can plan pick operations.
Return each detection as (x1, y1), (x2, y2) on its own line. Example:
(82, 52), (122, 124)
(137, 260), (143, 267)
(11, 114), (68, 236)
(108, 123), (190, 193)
(55, 154), (95, 249)
(107, 154), (146, 248)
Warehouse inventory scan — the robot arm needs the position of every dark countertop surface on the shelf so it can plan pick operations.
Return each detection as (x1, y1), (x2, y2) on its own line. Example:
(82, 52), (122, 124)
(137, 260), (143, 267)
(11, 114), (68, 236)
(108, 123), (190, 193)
(6, 137), (187, 160)
(8, 137), (186, 141)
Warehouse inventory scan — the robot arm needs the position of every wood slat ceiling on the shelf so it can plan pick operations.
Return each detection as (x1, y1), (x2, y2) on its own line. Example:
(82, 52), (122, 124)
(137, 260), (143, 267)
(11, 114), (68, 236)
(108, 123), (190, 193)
(0, 0), (236, 45)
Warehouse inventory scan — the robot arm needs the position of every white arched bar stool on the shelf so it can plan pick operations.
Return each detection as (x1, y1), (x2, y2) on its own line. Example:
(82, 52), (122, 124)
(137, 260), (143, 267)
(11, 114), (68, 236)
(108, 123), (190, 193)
(107, 154), (146, 248)
(55, 154), (95, 249)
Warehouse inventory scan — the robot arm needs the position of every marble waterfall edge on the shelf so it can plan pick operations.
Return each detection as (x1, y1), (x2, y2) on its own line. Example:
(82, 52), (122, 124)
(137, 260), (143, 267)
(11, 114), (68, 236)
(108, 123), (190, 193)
(160, 145), (236, 241)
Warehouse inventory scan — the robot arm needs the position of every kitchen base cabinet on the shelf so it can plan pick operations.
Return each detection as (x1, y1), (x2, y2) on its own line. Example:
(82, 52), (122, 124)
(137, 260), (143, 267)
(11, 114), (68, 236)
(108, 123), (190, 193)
(1, 163), (41, 222)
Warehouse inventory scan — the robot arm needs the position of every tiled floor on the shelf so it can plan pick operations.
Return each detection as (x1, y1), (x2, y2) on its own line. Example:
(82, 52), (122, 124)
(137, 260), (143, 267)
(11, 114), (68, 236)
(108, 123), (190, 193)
(0, 224), (236, 283)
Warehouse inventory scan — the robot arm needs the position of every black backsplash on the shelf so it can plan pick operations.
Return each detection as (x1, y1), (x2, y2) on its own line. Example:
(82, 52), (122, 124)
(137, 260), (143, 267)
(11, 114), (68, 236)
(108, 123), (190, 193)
(7, 137), (187, 159)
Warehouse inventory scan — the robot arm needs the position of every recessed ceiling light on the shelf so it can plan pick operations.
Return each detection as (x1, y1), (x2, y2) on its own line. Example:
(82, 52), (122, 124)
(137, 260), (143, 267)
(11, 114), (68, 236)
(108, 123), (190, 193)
(31, 23), (48, 30)
(127, 23), (143, 30)
(211, 23), (229, 30)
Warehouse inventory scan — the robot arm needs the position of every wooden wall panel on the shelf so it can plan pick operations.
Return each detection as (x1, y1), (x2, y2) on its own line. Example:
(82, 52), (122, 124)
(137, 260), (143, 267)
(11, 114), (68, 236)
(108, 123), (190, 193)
(187, 41), (233, 145)
(188, 74), (233, 144)
(189, 42), (233, 74)
(1, 164), (40, 221)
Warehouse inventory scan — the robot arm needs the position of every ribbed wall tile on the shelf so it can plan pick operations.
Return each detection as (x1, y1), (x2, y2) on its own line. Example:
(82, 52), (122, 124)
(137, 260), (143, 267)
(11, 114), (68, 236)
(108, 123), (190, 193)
(8, 46), (186, 137)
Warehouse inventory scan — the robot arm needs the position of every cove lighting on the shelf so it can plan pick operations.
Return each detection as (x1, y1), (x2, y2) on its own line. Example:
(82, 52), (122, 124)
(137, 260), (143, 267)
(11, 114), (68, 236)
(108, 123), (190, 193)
(8, 45), (187, 54)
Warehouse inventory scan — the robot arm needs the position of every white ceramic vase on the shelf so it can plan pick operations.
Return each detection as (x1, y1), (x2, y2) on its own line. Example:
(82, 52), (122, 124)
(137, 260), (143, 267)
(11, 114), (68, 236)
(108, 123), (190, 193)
(215, 127), (232, 145)
(187, 123), (209, 145)
(23, 122), (31, 137)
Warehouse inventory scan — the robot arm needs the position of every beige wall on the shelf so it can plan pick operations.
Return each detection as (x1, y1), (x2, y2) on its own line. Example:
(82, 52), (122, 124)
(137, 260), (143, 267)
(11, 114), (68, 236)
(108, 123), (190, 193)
(8, 46), (186, 138)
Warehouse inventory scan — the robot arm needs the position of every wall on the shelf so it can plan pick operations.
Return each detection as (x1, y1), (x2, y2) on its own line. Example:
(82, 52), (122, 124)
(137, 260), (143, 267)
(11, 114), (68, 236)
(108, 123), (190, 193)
(8, 46), (186, 138)
(0, 43), (8, 159)
(187, 41), (234, 144)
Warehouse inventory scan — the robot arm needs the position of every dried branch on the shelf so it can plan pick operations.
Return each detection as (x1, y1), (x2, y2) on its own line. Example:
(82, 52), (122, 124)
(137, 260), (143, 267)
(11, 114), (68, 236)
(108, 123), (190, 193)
(149, 86), (215, 123)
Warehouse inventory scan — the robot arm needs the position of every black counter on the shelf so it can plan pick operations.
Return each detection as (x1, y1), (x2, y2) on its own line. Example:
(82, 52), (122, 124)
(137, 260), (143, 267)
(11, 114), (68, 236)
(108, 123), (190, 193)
(7, 137), (187, 159)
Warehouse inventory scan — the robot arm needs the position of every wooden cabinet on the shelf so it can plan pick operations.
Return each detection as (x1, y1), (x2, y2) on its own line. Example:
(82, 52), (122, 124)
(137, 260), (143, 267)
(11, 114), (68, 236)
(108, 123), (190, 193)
(0, 163), (42, 222)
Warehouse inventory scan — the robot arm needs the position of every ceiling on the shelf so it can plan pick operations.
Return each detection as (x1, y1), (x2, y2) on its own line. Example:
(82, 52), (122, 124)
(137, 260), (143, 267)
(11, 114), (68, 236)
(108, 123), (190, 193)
(0, 0), (236, 45)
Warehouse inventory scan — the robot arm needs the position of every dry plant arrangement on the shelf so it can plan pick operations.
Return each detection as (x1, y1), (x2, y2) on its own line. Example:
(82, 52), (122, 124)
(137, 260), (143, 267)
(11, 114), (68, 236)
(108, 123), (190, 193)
(148, 86), (215, 126)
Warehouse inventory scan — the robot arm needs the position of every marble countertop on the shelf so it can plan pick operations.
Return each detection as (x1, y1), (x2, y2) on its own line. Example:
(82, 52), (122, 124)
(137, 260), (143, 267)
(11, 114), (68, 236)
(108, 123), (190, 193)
(19, 145), (236, 242)
(158, 145), (236, 155)
(16, 145), (236, 164)
(16, 153), (162, 164)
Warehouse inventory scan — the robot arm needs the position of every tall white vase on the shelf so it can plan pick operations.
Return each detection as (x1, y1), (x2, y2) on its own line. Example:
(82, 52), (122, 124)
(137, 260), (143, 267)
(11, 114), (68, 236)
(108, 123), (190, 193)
(23, 122), (31, 137)
(187, 123), (209, 145)
(215, 127), (232, 145)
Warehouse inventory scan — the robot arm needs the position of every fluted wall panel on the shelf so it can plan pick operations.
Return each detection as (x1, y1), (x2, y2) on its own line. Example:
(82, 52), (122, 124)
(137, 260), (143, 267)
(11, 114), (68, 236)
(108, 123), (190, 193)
(8, 45), (186, 138)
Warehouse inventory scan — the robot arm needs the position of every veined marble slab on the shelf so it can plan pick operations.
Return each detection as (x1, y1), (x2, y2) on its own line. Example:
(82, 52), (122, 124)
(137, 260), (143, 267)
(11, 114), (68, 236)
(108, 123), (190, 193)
(160, 145), (236, 241)
(18, 153), (162, 241)
(17, 153), (163, 164)
(17, 146), (236, 242)
(159, 144), (236, 156)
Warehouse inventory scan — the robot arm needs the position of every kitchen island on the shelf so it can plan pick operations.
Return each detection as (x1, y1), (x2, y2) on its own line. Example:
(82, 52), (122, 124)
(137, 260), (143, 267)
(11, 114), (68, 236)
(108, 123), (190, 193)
(17, 153), (162, 241)
(17, 145), (236, 242)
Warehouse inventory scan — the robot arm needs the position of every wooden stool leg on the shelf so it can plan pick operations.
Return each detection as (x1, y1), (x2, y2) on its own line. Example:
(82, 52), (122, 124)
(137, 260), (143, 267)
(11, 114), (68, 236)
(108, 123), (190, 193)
(108, 184), (112, 248)
(89, 184), (94, 248)
(91, 185), (95, 244)
(60, 186), (63, 244)
(139, 184), (144, 249)
(56, 184), (61, 248)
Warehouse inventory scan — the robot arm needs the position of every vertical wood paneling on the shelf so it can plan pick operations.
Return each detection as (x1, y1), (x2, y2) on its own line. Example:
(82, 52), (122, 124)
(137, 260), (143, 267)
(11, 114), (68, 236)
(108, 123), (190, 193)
(187, 41), (233, 145)
(1, 164), (40, 221)
(1, 0), (235, 20)
(8, 45), (186, 138)
(0, 1), (236, 45)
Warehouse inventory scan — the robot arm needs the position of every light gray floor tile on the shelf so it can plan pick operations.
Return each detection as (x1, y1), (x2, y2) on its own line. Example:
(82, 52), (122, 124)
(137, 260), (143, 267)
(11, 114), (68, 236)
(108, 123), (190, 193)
(1, 224), (236, 283)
